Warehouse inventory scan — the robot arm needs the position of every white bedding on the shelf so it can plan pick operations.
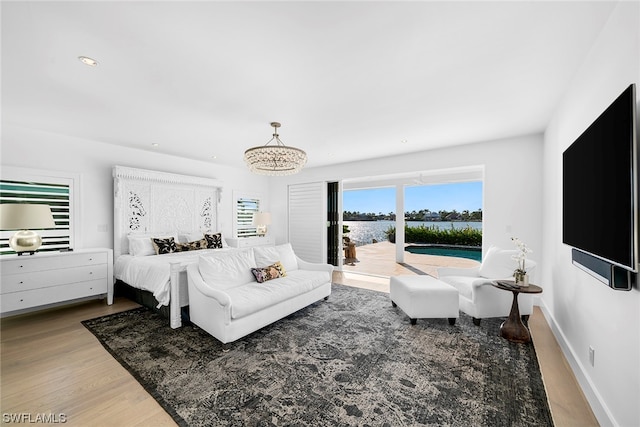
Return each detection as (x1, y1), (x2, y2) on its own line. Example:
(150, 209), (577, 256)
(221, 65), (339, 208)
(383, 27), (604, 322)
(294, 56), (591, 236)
(115, 249), (233, 306)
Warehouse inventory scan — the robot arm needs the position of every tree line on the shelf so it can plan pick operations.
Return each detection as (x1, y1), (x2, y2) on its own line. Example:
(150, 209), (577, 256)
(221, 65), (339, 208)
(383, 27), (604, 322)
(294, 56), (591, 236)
(343, 209), (482, 222)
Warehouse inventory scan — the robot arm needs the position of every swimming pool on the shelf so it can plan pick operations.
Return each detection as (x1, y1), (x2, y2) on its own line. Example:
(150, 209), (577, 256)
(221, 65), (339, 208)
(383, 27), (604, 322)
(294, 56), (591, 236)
(405, 245), (482, 262)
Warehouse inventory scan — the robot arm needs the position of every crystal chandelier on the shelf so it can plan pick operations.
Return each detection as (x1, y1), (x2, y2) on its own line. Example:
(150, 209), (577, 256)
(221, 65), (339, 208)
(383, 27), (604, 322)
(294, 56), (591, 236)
(244, 122), (307, 175)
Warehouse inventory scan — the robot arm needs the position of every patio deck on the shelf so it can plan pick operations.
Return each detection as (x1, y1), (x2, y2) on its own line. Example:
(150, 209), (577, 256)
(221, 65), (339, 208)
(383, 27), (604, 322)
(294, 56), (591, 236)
(337, 240), (479, 292)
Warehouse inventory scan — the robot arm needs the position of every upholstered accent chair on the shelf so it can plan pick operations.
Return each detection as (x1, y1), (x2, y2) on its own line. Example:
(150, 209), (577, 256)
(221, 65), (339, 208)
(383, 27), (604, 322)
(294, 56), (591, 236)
(437, 246), (536, 325)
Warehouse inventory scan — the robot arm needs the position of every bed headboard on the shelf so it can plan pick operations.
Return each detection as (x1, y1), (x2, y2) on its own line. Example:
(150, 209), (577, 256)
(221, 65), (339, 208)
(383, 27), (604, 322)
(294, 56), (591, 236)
(113, 166), (223, 259)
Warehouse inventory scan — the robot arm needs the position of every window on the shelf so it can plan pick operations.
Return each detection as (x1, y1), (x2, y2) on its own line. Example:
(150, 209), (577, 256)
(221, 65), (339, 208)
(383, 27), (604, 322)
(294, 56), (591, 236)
(235, 196), (260, 238)
(0, 168), (77, 255)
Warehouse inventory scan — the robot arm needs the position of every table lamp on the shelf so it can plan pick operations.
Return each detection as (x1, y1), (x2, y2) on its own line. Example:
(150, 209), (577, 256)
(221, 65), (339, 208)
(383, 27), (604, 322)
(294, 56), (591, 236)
(252, 212), (271, 237)
(0, 204), (56, 255)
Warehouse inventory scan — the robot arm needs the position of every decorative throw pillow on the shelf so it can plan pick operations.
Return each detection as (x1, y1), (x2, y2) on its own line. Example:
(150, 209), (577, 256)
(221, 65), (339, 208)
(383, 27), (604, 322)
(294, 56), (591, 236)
(176, 239), (208, 252)
(151, 237), (177, 255)
(251, 261), (286, 283)
(271, 260), (287, 277)
(204, 232), (223, 249)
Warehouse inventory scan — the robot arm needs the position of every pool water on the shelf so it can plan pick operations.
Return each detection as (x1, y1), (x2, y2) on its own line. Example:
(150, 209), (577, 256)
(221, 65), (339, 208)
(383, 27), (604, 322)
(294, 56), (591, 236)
(405, 245), (482, 262)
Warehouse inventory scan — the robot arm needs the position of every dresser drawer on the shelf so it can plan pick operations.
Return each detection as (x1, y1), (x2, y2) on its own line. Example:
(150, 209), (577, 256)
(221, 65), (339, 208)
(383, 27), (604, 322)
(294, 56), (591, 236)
(1, 252), (108, 276)
(228, 236), (274, 248)
(0, 279), (108, 314)
(1, 264), (108, 294)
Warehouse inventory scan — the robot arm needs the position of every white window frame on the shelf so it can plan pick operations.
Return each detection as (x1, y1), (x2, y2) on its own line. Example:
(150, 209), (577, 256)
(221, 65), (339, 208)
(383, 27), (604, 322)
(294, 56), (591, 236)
(1, 166), (80, 253)
(232, 190), (263, 239)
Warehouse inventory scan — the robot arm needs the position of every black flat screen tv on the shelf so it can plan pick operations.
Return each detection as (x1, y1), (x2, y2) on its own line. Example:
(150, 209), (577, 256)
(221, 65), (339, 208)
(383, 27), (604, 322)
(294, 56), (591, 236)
(563, 83), (638, 274)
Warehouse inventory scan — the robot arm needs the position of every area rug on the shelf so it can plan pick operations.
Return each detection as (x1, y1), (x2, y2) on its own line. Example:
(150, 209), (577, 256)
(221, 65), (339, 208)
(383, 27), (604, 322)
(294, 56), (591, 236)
(82, 284), (553, 426)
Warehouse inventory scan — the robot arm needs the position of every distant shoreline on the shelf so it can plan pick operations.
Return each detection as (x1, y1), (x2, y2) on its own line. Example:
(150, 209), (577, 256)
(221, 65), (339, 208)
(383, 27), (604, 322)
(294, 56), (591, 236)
(343, 219), (482, 222)
(343, 220), (482, 246)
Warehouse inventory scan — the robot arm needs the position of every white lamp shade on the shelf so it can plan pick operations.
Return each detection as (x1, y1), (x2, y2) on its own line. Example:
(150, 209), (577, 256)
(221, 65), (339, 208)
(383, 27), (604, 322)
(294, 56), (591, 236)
(0, 204), (56, 230)
(252, 212), (272, 226)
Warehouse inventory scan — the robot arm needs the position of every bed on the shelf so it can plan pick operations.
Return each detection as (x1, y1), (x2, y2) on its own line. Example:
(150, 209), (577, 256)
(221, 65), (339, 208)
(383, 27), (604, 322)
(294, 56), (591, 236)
(113, 165), (226, 328)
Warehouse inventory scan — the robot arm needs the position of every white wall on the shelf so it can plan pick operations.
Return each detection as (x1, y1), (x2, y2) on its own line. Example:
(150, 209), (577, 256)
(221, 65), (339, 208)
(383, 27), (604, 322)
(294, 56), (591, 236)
(542, 2), (640, 426)
(1, 124), (268, 249)
(269, 133), (544, 269)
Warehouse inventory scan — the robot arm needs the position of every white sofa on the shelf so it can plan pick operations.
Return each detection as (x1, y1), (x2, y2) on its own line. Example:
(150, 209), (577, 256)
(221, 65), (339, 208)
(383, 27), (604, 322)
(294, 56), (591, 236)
(437, 246), (536, 325)
(187, 243), (333, 344)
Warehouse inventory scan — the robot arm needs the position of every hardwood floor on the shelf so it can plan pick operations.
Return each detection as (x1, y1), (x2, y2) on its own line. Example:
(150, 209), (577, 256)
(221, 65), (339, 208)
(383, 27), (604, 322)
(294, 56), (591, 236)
(1, 274), (598, 426)
(1, 299), (175, 426)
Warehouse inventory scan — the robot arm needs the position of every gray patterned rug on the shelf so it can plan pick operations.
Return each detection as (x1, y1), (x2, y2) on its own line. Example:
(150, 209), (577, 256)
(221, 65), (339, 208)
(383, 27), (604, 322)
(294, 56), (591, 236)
(82, 284), (553, 427)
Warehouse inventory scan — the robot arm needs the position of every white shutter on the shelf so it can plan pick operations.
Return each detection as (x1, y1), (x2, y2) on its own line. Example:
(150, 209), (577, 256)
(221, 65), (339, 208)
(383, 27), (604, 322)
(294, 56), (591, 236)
(288, 182), (326, 263)
(1, 172), (75, 255)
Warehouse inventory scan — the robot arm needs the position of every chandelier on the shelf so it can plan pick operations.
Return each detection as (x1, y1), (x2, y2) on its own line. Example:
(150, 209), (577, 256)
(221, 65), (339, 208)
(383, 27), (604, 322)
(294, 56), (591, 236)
(244, 122), (307, 176)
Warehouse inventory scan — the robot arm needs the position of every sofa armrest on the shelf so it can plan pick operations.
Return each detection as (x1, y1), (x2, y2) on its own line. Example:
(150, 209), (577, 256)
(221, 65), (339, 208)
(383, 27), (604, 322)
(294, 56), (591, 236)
(437, 266), (480, 278)
(295, 256), (334, 275)
(186, 263), (231, 307)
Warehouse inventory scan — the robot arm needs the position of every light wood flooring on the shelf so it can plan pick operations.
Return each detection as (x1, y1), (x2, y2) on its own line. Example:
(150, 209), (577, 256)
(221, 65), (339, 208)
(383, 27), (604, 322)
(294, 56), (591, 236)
(1, 252), (599, 426)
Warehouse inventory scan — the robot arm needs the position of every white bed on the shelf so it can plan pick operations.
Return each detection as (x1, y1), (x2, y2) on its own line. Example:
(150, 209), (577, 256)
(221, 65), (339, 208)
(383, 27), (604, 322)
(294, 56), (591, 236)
(113, 165), (225, 328)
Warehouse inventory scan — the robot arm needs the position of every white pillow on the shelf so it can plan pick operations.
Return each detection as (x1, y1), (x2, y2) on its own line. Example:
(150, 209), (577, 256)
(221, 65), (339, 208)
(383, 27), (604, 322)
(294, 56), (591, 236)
(253, 243), (298, 271)
(478, 246), (518, 279)
(128, 233), (178, 256)
(198, 248), (256, 289)
(253, 246), (280, 268)
(178, 232), (204, 244)
(275, 243), (298, 272)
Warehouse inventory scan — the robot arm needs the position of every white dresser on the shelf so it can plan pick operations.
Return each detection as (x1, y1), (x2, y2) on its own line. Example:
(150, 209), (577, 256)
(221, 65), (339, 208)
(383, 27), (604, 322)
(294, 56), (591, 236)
(226, 236), (275, 248)
(0, 248), (113, 316)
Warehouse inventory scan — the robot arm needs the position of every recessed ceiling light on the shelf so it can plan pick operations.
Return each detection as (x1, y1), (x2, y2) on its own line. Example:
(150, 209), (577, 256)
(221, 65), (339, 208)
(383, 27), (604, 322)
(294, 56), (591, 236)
(78, 56), (98, 67)
(211, 155), (217, 160)
(151, 143), (159, 148)
(401, 139), (408, 144)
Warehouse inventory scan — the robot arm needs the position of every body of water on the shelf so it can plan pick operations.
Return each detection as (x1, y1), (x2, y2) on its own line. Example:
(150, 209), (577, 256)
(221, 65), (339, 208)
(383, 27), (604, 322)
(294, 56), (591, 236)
(405, 245), (482, 262)
(343, 220), (482, 246)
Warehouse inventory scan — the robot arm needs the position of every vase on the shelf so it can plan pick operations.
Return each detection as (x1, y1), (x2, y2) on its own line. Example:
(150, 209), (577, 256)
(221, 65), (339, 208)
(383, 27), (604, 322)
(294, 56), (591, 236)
(515, 272), (529, 287)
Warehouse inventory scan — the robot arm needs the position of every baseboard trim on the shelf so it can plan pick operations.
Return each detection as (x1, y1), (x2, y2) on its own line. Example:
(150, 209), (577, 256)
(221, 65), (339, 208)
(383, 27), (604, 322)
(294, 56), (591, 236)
(537, 300), (616, 426)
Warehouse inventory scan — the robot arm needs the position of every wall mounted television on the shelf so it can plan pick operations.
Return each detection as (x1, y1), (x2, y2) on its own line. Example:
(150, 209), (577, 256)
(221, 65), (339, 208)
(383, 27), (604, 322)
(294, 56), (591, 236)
(563, 83), (637, 290)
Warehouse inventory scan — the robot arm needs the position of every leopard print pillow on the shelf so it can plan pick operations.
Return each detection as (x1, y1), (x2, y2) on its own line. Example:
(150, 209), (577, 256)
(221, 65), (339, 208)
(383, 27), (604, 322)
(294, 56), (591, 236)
(176, 239), (208, 252)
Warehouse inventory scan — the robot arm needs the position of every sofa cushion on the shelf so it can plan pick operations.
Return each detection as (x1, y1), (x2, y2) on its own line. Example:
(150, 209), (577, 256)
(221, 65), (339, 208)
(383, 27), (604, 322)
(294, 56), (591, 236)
(478, 246), (518, 279)
(254, 243), (298, 272)
(227, 269), (330, 319)
(198, 249), (256, 289)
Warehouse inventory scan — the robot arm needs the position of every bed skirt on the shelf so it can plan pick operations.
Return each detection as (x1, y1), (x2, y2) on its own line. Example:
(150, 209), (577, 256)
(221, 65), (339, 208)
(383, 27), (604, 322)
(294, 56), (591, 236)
(114, 280), (191, 323)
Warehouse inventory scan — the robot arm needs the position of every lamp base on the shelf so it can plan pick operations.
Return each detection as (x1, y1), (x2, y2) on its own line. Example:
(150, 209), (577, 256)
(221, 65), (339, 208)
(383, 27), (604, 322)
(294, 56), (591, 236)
(9, 230), (43, 255)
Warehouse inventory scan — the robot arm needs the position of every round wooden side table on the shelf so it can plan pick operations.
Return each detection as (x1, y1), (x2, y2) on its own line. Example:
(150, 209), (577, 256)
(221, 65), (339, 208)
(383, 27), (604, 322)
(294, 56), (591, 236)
(492, 281), (543, 343)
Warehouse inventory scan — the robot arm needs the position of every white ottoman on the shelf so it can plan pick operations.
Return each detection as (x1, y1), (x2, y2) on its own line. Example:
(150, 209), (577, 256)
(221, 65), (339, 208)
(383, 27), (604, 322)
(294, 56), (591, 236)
(390, 275), (459, 325)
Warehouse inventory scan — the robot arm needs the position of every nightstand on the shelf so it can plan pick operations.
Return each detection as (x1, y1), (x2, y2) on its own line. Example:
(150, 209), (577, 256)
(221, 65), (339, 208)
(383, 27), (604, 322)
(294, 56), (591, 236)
(0, 248), (113, 316)
(226, 236), (275, 248)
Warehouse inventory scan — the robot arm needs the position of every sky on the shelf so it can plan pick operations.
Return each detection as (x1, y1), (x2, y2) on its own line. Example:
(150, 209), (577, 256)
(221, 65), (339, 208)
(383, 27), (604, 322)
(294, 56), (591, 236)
(343, 181), (483, 214)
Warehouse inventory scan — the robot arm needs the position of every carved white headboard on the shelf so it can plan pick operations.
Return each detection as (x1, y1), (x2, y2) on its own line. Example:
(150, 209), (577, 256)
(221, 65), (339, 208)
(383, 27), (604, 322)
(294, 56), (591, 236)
(113, 166), (223, 259)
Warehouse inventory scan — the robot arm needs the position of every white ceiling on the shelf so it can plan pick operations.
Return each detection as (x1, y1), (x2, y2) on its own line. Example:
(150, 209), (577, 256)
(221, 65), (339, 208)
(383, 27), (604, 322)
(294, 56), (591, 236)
(1, 1), (616, 170)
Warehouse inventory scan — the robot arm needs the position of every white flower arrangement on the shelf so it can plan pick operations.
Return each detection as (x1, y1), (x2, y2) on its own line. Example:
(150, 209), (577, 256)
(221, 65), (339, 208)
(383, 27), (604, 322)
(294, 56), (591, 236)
(511, 237), (532, 279)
